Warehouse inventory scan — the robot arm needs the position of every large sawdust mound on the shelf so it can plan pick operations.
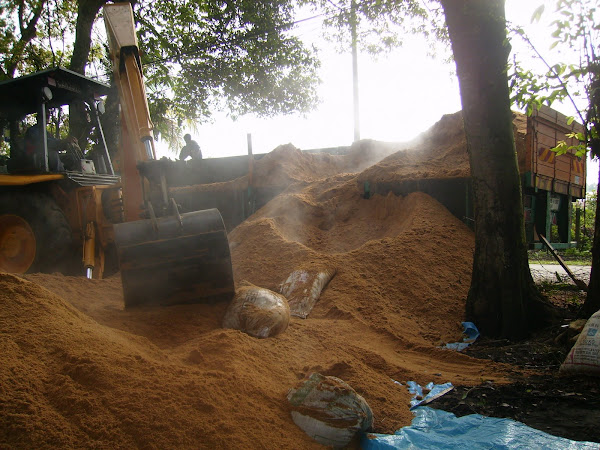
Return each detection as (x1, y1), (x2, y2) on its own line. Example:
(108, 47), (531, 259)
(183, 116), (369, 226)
(252, 144), (347, 187)
(229, 182), (477, 347)
(172, 137), (411, 197)
(1, 111), (513, 448)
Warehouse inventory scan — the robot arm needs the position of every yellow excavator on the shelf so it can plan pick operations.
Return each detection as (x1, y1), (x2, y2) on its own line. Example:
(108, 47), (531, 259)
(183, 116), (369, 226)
(0, 3), (234, 307)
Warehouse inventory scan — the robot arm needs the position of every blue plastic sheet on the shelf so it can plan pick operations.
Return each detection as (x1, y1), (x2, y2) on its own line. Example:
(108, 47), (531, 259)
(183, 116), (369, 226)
(444, 321), (480, 351)
(361, 406), (599, 449)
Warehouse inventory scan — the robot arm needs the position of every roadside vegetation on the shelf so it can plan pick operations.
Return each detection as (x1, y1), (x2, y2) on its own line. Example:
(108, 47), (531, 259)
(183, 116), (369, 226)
(529, 249), (592, 265)
(528, 189), (597, 265)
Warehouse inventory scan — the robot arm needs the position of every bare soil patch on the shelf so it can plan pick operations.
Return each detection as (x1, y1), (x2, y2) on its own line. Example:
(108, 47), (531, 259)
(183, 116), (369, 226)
(430, 286), (600, 444)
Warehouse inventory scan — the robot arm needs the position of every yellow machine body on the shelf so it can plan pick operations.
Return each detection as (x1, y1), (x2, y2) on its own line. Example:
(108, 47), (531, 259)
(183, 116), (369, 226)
(0, 3), (235, 307)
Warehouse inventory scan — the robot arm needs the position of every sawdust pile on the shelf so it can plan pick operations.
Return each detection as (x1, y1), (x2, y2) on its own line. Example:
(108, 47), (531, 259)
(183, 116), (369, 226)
(359, 112), (470, 182)
(1, 112), (512, 448)
(252, 144), (347, 188)
(359, 110), (528, 184)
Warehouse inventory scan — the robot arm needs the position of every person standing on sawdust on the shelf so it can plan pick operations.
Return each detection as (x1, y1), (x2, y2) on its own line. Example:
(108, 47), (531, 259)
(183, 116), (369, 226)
(179, 134), (202, 161)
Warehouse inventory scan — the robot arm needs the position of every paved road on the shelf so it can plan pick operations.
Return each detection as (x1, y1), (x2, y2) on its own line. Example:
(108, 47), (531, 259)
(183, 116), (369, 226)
(529, 263), (591, 285)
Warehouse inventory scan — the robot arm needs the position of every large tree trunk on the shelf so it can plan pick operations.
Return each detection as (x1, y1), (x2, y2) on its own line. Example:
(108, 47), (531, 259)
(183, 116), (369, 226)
(69, 0), (107, 74)
(585, 166), (600, 316)
(583, 76), (600, 317)
(441, 0), (547, 339)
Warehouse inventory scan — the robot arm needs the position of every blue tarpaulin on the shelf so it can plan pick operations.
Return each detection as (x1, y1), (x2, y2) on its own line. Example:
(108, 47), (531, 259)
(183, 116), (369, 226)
(361, 407), (599, 449)
(444, 322), (480, 351)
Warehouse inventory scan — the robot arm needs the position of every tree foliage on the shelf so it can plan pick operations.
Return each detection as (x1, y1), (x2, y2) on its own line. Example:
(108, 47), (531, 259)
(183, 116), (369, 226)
(0, 0), (79, 79)
(509, 0), (599, 158)
(301, 0), (446, 55)
(1, 0), (451, 149)
(134, 0), (320, 136)
(572, 190), (597, 251)
(0, 0), (322, 149)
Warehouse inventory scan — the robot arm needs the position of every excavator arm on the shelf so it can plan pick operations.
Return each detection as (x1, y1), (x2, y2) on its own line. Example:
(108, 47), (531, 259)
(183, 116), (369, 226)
(103, 3), (235, 308)
(104, 2), (156, 222)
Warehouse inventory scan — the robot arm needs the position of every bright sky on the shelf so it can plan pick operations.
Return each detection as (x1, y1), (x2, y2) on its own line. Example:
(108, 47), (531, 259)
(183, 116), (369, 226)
(158, 0), (598, 187)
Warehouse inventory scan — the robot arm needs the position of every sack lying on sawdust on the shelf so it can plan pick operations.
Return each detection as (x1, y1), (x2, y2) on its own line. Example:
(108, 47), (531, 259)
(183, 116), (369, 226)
(222, 285), (290, 338)
(287, 372), (373, 448)
(279, 269), (336, 319)
(560, 309), (600, 375)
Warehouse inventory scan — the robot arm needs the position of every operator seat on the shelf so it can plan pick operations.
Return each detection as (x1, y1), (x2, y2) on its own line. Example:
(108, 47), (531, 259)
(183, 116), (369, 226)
(8, 124), (65, 173)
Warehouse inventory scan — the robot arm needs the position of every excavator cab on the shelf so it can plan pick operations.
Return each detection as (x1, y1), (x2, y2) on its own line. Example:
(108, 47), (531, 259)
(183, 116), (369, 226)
(0, 68), (121, 277)
(0, 68), (115, 177)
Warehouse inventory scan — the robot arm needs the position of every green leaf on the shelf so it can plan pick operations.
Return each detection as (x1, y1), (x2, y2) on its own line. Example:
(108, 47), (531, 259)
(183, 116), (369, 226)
(552, 141), (568, 155)
(530, 4), (545, 23)
(554, 64), (566, 75)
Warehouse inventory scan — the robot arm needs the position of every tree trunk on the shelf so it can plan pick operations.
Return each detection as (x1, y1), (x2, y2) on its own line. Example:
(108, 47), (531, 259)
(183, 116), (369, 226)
(69, 0), (107, 74)
(441, 0), (547, 339)
(585, 166), (600, 316)
(69, 0), (107, 143)
(583, 74), (600, 316)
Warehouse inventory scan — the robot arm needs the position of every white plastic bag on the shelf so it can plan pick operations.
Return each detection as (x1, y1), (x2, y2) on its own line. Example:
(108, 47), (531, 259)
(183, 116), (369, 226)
(279, 269), (336, 319)
(287, 373), (373, 448)
(560, 309), (600, 375)
(222, 285), (290, 338)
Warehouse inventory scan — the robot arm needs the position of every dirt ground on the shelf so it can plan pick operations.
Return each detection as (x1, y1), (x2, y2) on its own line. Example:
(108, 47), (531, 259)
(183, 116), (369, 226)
(4, 185), (495, 448)
(431, 285), (600, 444)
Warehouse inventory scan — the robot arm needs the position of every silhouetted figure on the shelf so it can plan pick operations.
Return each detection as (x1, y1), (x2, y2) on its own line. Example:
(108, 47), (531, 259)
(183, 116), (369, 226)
(179, 134), (202, 161)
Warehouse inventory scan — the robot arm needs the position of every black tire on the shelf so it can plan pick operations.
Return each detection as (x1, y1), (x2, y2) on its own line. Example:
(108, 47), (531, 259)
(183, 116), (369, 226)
(0, 191), (72, 273)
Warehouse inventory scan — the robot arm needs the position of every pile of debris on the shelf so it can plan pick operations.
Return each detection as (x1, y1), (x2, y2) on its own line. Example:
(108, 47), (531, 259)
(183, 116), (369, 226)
(2, 112), (524, 448)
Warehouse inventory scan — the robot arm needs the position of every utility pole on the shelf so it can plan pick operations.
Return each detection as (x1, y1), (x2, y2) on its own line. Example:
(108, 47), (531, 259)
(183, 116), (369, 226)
(350, 0), (360, 142)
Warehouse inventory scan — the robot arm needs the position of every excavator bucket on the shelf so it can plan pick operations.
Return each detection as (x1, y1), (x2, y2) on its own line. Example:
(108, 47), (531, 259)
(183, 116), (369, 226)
(114, 208), (235, 308)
